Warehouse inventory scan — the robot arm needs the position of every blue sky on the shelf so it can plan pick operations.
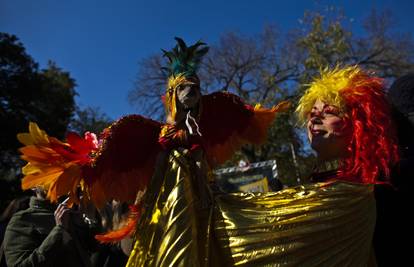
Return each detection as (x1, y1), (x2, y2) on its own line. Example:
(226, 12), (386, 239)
(1, 0), (413, 119)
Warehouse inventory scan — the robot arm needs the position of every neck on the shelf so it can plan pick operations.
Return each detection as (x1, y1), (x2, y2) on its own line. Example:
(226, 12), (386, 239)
(173, 107), (199, 125)
(315, 158), (340, 173)
(308, 159), (342, 183)
(30, 196), (55, 210)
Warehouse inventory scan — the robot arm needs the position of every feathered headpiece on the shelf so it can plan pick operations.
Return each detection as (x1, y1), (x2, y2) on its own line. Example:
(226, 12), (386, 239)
(296, 65), (399, 184)
(162, 37), (209, 122)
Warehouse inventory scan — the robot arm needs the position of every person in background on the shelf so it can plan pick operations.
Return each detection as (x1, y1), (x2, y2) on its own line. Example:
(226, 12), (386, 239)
(91, 200), (130, 267)
(373, 74), (414, 266)
(0, 196), (30, 267)
(3, 187), (93, 267)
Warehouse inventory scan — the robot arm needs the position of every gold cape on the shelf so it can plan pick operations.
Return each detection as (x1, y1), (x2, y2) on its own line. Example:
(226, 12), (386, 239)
(127, 150), (376, 267)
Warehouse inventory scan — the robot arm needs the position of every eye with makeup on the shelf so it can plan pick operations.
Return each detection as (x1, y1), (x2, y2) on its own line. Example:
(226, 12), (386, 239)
(308, 107), (319, 119)
(308, 112), (315, 120)
(308, 105), (340, 119)
(323, 106), (340, 117)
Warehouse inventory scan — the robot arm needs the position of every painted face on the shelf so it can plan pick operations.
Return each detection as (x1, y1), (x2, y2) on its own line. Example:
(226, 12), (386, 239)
(176, 82), (201, 110)
(306, 99), (351, 161)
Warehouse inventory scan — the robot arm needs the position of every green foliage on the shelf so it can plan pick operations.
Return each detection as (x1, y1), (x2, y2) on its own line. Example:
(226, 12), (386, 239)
(296, 8), (414, 85)
(36, 61), (77, 136)
(1, 33), (77, 170)
(297, 10), (351, 84)
(0, 33), (77, 210)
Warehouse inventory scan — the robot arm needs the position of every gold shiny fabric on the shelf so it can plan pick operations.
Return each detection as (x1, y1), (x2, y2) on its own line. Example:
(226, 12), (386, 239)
(127, 151), (376, 267)
(127, 150), (213, 267)
(214, 182), (376, 266)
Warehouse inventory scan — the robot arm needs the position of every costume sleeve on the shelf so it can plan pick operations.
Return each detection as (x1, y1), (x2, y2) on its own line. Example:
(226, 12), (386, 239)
(3, 215), (69, 267)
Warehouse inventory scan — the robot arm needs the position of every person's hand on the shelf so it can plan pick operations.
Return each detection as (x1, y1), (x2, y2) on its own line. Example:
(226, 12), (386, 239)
(54, 203), (71, 230)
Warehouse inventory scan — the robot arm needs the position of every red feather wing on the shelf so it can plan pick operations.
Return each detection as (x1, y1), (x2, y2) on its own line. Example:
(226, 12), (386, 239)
(84, 115), (162, 207)
(200, 92), (289, 167)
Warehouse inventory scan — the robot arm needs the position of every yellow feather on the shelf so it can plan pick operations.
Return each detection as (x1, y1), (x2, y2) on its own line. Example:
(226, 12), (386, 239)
(22, 163), (40, 175)
(21, 169), (63, 190)
(17, 133), (34, 146)
(29, 122), (49, 145)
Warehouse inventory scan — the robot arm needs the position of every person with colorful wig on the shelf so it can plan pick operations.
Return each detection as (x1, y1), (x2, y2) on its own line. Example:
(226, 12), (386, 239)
(296, 65), (399, 184)
(211, 66), (399, 266)
(296, 65), (400, 265)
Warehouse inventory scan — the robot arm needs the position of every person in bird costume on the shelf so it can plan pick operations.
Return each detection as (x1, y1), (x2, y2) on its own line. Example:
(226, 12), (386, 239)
(16, 38), (397, 266)
(16, 38), (288, 266)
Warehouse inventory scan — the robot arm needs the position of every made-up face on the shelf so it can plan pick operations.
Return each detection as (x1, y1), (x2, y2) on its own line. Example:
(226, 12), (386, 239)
(176, 82), (201, 110)
(306, 99), (351, 161)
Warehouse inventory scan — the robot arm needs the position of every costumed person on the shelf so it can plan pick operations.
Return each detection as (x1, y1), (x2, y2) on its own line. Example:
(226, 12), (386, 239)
(296, 65), (399, 184)
(295, 65), (400, 265)
(211, 65), (399, 266)
(15, 38), (289, 267)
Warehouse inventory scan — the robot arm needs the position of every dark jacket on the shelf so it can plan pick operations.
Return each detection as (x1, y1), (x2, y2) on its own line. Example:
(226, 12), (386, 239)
(3, 197), (92, 267)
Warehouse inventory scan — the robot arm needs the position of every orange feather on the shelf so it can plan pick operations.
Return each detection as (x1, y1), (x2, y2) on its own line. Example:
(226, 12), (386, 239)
(95, 204), (140, 243)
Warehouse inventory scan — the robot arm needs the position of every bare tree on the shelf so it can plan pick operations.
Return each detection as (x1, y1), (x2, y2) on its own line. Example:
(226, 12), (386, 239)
(297, 8), (414, 82)
(129, 28), (301, 120)
(353, 9), (414, 77)
(128, 55), (167, 120)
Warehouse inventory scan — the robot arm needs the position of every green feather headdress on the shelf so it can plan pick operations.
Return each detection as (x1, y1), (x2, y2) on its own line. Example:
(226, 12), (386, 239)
(162, 37), (209, 121)
(162, 37), (209, 79)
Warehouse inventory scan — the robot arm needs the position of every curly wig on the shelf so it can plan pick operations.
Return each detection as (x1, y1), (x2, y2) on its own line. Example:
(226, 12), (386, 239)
(296, 66), (399, 184)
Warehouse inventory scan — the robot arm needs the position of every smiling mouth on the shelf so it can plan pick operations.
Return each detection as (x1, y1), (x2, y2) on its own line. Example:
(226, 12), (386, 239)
(310, 129), (327, 136)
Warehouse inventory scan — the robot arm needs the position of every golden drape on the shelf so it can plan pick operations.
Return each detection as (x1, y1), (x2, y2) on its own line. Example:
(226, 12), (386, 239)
(127, 150), (376, 267)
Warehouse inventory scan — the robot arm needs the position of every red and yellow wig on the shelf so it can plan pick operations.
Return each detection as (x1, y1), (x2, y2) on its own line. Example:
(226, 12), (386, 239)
(296, 66), (399, 184)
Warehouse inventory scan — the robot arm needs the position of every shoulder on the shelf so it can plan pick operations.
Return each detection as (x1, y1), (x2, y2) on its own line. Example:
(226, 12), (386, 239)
(6, 207), (55, 234)
(7, 208), (32, 226)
